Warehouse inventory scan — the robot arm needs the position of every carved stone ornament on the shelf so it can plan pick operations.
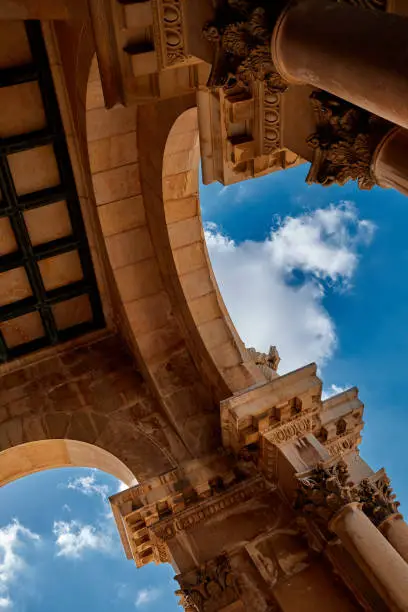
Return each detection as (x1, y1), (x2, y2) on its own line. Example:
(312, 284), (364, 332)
(358, 473), (401, 527)
(176, 554), (241, 612)
(295, 460), (360, 524)
(306, 90), (387, 190)
(203, 0), (288, 92)
(247, 345), (280, 380)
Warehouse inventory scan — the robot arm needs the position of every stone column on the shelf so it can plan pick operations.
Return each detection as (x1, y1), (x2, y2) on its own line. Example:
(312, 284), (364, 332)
(372, 126), (408, 195)
(379, 513), (408, 564)
(272, 0), (408, 130)
(330, 502), (408, 612)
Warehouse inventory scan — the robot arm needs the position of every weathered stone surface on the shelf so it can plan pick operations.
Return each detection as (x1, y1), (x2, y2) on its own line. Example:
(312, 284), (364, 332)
(0, 335), (186, 481)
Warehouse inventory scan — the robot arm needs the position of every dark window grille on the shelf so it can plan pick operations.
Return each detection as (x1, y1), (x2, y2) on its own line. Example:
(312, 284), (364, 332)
(0, 21), (104, 362)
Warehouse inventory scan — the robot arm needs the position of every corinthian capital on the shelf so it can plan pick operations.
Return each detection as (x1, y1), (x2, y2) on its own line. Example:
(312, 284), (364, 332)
(358, 471), (401, 527)
(203, 0), (288, 91)
(296, 460), (360, 524)
(306, 91), (389, 190)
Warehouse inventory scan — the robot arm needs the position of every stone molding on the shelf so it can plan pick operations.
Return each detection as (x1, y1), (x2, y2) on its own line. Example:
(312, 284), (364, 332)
(151, 475), (268, 540)
(325, 430), (362, 458)
(152, 0), (190, 68)
(264, 414), (315, 447)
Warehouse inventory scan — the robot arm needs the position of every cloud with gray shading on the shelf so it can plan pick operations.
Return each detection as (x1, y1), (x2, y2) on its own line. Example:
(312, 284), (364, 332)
(205, 201), (375, 373)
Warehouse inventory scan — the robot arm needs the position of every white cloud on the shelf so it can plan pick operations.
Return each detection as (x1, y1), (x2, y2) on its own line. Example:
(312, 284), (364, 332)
(66, 471), (110, 501)
(322, 384), (348, 400)
(53, 520), (112, 559)
(205, 202), (375, 373)
(135, 588), (161, 608)
(0, 520), (40, 607)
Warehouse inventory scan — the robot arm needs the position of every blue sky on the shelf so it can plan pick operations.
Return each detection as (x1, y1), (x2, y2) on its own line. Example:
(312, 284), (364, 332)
(0, 162), (407, 610)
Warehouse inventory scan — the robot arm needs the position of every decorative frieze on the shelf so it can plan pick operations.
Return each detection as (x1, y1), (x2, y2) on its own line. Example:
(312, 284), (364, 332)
(306, 90), (388, 189)
(152, 476), (268, 540)
(265, 414), (315, 447)
(324, 430), (362, 458)
(152, 0), (190, 68)
(176, 554), (241, 612)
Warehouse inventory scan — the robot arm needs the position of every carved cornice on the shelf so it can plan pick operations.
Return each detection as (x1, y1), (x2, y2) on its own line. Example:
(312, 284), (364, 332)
(176, 554), (241, 612)
(324, 430), (362, 458)
(265, 414), (315, 447)
(203, 0), (288, 91)
(296, 460), (359, 524)
(151, 475), (268, 540)
(152, 0), (190, 68)
(306, 90), (389, 189)
(358, 471), (400, 527)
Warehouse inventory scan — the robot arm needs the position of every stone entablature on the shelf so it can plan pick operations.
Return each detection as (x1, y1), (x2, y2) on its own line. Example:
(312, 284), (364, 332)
(110, 453), (264, 568)
(220, 363), (322, 452)
(220, 365), (365, 487)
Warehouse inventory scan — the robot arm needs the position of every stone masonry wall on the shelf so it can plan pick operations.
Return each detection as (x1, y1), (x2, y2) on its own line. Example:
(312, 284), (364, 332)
(0, 334), (189, 481)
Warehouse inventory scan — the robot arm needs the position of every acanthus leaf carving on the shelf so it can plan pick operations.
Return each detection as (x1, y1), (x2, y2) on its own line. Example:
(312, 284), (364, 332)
(306, 90), (388, 190)
(203, 0), (288, 92)
(295, 460), (360, 524)
(176, 554), (241, 612)
(358, 472), (401, 527)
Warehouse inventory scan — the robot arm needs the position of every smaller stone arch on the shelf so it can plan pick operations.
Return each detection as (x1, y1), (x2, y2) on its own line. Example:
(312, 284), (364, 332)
(0, 439), (136, 488)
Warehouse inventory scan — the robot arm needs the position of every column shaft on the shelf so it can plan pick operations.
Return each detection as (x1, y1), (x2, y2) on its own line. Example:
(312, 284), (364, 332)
(372, 127), (408, 195)
(379, 514), (408, 564)
(272, 0), (408, 129)
(329, 502), (408, 612)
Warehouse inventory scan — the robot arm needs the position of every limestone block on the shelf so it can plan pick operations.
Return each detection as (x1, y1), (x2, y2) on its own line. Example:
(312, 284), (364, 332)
(105, 226), (153, 269)
(173, 242), (206, 275)
(168, 217), (202, 250)
(114, 259), (163, 302)
(180, 268), (213, 301)
(89, 132), (138, 174)
(189, 292), (220, 325)
(98, 196), (145, 237)
(165, 196), (198, 224)
(124, 292), (172, 334)
(92, 163), (141, 205)
(87, 106), (137, 142)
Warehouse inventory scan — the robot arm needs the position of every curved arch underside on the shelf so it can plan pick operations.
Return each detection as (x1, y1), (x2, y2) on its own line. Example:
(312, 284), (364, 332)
(83, 55), (265, 457)
(0, 438), (137, 488)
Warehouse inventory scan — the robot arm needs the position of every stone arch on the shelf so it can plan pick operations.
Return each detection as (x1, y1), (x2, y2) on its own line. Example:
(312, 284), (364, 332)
(84, 58), (264, 405)
(161, 108), (265, 394)
(0, 439), (136, 488)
